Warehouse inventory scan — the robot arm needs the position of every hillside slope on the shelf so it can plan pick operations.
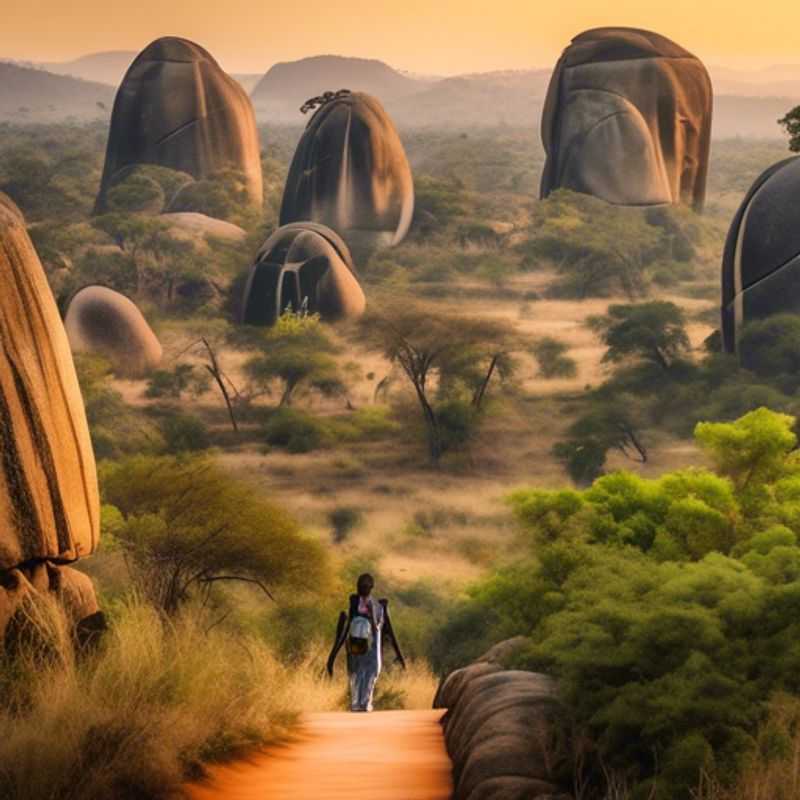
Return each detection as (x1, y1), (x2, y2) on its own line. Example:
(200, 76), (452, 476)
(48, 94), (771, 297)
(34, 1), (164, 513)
(0, 62), (114, 120)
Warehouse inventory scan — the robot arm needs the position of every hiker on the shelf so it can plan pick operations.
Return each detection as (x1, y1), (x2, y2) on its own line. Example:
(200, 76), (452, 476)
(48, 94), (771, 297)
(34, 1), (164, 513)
(326, 573), (406, 712)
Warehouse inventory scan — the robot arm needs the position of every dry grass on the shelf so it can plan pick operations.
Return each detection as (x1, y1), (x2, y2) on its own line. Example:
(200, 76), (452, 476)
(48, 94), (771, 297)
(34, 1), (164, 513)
(0, 596), (341, 800)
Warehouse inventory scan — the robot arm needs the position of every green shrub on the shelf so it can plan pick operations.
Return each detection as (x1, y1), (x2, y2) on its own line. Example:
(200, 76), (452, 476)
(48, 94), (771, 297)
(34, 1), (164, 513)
(436, 409), (800, 798)
(159, 412), (211, 453)
(263, 408), (329, 453)
(329, 507), (362, 543)
(532, 337), (578, 379)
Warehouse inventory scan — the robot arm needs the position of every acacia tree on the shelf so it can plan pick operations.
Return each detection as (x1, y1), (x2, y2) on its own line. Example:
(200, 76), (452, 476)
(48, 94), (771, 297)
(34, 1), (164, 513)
(244, 312), (345, 407)
(102, 454), (328, 614)
(589, 301), (691, 371)
(360, 302), (516, 462)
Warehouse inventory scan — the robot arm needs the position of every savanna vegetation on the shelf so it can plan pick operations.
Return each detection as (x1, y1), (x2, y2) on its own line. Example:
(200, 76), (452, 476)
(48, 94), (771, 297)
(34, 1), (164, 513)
(2, 114), (800, 798)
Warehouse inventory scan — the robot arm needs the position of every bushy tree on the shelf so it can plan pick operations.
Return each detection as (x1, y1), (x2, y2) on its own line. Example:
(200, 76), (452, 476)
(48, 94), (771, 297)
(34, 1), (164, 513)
(360, 301), (516, 461)
(102, 455), (328, 613)
(778, 105), (800, 151)
(739, 314), (800, 392)
(590, 301), (691, 370)
(438, 408), (800, 798)
(244, 312), (345, 407)
(532, 337), (577, 379)
(525, 190), (661, 298)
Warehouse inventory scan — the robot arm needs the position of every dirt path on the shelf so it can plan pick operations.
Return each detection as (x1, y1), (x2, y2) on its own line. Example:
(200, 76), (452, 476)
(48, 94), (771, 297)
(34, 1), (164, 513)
(186, 710), (453, 800)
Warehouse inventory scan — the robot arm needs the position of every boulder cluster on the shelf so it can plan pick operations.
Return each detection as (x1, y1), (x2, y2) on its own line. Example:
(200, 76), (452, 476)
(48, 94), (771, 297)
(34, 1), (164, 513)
(434, 640), (572, 800)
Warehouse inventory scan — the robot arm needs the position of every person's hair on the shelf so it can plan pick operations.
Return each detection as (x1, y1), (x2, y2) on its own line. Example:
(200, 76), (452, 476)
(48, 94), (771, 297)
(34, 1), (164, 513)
(356, 573), (375, 596)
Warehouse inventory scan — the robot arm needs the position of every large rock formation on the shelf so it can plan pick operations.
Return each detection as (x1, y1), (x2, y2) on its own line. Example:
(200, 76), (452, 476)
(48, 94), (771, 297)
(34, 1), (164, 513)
(279, 90), (414, 255)
(540, 27), (713, 210)
(721, 156), (800, 352)
(241, 222), (366, 326)
(64, 285), (163, 377)
(95, 37), (262, 214)
(0, 193), (101, 643)
(435, 643), (572, 800)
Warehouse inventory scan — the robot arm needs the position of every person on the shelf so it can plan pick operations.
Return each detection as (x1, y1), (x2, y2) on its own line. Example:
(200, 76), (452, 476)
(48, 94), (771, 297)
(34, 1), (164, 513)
(326, 573), (406, 712)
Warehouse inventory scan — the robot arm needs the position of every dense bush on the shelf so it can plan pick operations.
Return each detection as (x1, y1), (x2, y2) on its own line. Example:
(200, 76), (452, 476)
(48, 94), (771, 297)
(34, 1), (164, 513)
(532, 336), (578, 379)
(434, 409), (800, 799)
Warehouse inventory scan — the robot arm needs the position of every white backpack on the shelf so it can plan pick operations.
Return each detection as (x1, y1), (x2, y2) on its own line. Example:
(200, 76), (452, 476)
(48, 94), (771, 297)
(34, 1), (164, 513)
(349, 615), (373, 656)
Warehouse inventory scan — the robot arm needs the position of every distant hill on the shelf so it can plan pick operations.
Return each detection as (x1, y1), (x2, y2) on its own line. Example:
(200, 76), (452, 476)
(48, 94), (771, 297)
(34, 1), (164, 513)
(0, 62), (115, 121)
(3, 50), (799, 138)
(38, 51), (136, 86)
(250, 55), (419, 117)
(231, 74), (263, 94)
(710, 64), (800, 97)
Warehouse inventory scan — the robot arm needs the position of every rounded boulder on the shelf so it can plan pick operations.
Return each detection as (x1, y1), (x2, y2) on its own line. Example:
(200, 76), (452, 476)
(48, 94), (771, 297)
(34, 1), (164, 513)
(64, 285), (162, 377)
(95, 37), (262, 214)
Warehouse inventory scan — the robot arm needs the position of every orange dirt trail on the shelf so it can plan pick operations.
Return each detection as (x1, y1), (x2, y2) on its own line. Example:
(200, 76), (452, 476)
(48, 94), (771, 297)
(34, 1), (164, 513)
(186, 710), (453, 800)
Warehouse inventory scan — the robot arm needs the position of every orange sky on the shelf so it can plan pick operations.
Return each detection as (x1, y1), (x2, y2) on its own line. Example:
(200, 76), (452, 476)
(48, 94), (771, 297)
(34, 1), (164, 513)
(2, 0), (797, 74)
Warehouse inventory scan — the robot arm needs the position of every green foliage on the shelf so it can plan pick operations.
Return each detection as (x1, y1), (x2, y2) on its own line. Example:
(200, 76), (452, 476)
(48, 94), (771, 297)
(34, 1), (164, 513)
(551, 438), (607, 485)
(262, 405), (399, 453)
(778, 105), (800, 151)
(158, 412), (211, 453)
(101, 455), (328, 613)
(440, 409), (800, 798)
(739, 314), (800, 392)
(360, 302), (515, 461)
(74, 354), (163, 459)
(532, 337), (577, 379)
(244, 312), (344, 407)
(166, 169), (257, 225)
(590, 301), (691, 370)
(524, 190), (661, 298)
(329, 507), (363, 543)
(105, 172), (165, 214)
(263, 408), (329, 453)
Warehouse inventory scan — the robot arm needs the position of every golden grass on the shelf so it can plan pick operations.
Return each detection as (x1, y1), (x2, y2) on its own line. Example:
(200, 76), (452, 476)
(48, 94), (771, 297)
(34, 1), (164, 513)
(0, 596), (342, 800)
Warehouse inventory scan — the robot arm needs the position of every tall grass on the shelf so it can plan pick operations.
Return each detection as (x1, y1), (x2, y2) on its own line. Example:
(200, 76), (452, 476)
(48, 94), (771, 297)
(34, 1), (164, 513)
(0, 595), (340, 800)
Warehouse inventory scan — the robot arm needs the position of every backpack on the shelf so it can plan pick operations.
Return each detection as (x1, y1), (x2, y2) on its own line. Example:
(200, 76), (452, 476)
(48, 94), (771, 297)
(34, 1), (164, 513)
(349, 615), (373, 656)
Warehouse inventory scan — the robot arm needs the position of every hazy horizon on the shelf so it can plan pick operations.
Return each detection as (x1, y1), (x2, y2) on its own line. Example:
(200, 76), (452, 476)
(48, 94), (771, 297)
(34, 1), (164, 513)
(2, 0), (799, 76)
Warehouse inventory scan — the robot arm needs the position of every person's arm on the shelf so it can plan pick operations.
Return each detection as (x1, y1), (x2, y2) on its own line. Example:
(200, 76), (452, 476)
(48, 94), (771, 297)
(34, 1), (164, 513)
(380, 599), (406, 670)
(326, 611), (349, 677)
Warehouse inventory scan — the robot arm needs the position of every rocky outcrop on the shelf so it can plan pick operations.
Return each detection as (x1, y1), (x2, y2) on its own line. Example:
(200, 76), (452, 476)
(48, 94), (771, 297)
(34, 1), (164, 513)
(95, 37), (262, 214)
(541, 27), (712, 210)
(435, 643), (572, 800)
(161, 212), (247, 243)
(0, 193), (102, 643)
(241, 222), (366, 326)
(280, 90), (414, 255)
(64, 285), (162, 377)
(721, 155), (800, 352)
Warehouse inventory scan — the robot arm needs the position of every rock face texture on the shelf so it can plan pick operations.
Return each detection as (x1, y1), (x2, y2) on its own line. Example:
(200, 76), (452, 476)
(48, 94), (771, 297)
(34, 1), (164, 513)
(540, 27), (712, 210)
(95, 37), (262, 214)
(721, 156), (800, 352)
(435, 643), (572, 800)
(64, 285), (163, 377)
(0, 193), (101, 642)
(280, 90), (414, 254)
(241, 222), (366, 326)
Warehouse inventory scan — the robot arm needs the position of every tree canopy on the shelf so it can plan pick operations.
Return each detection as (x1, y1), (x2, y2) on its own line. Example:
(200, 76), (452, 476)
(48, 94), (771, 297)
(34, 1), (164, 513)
(101, 454), (329, 613)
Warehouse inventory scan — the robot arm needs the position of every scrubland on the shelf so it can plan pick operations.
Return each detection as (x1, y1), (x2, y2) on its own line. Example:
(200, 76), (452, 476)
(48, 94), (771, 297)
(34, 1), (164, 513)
(1, 122), (799, 797)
